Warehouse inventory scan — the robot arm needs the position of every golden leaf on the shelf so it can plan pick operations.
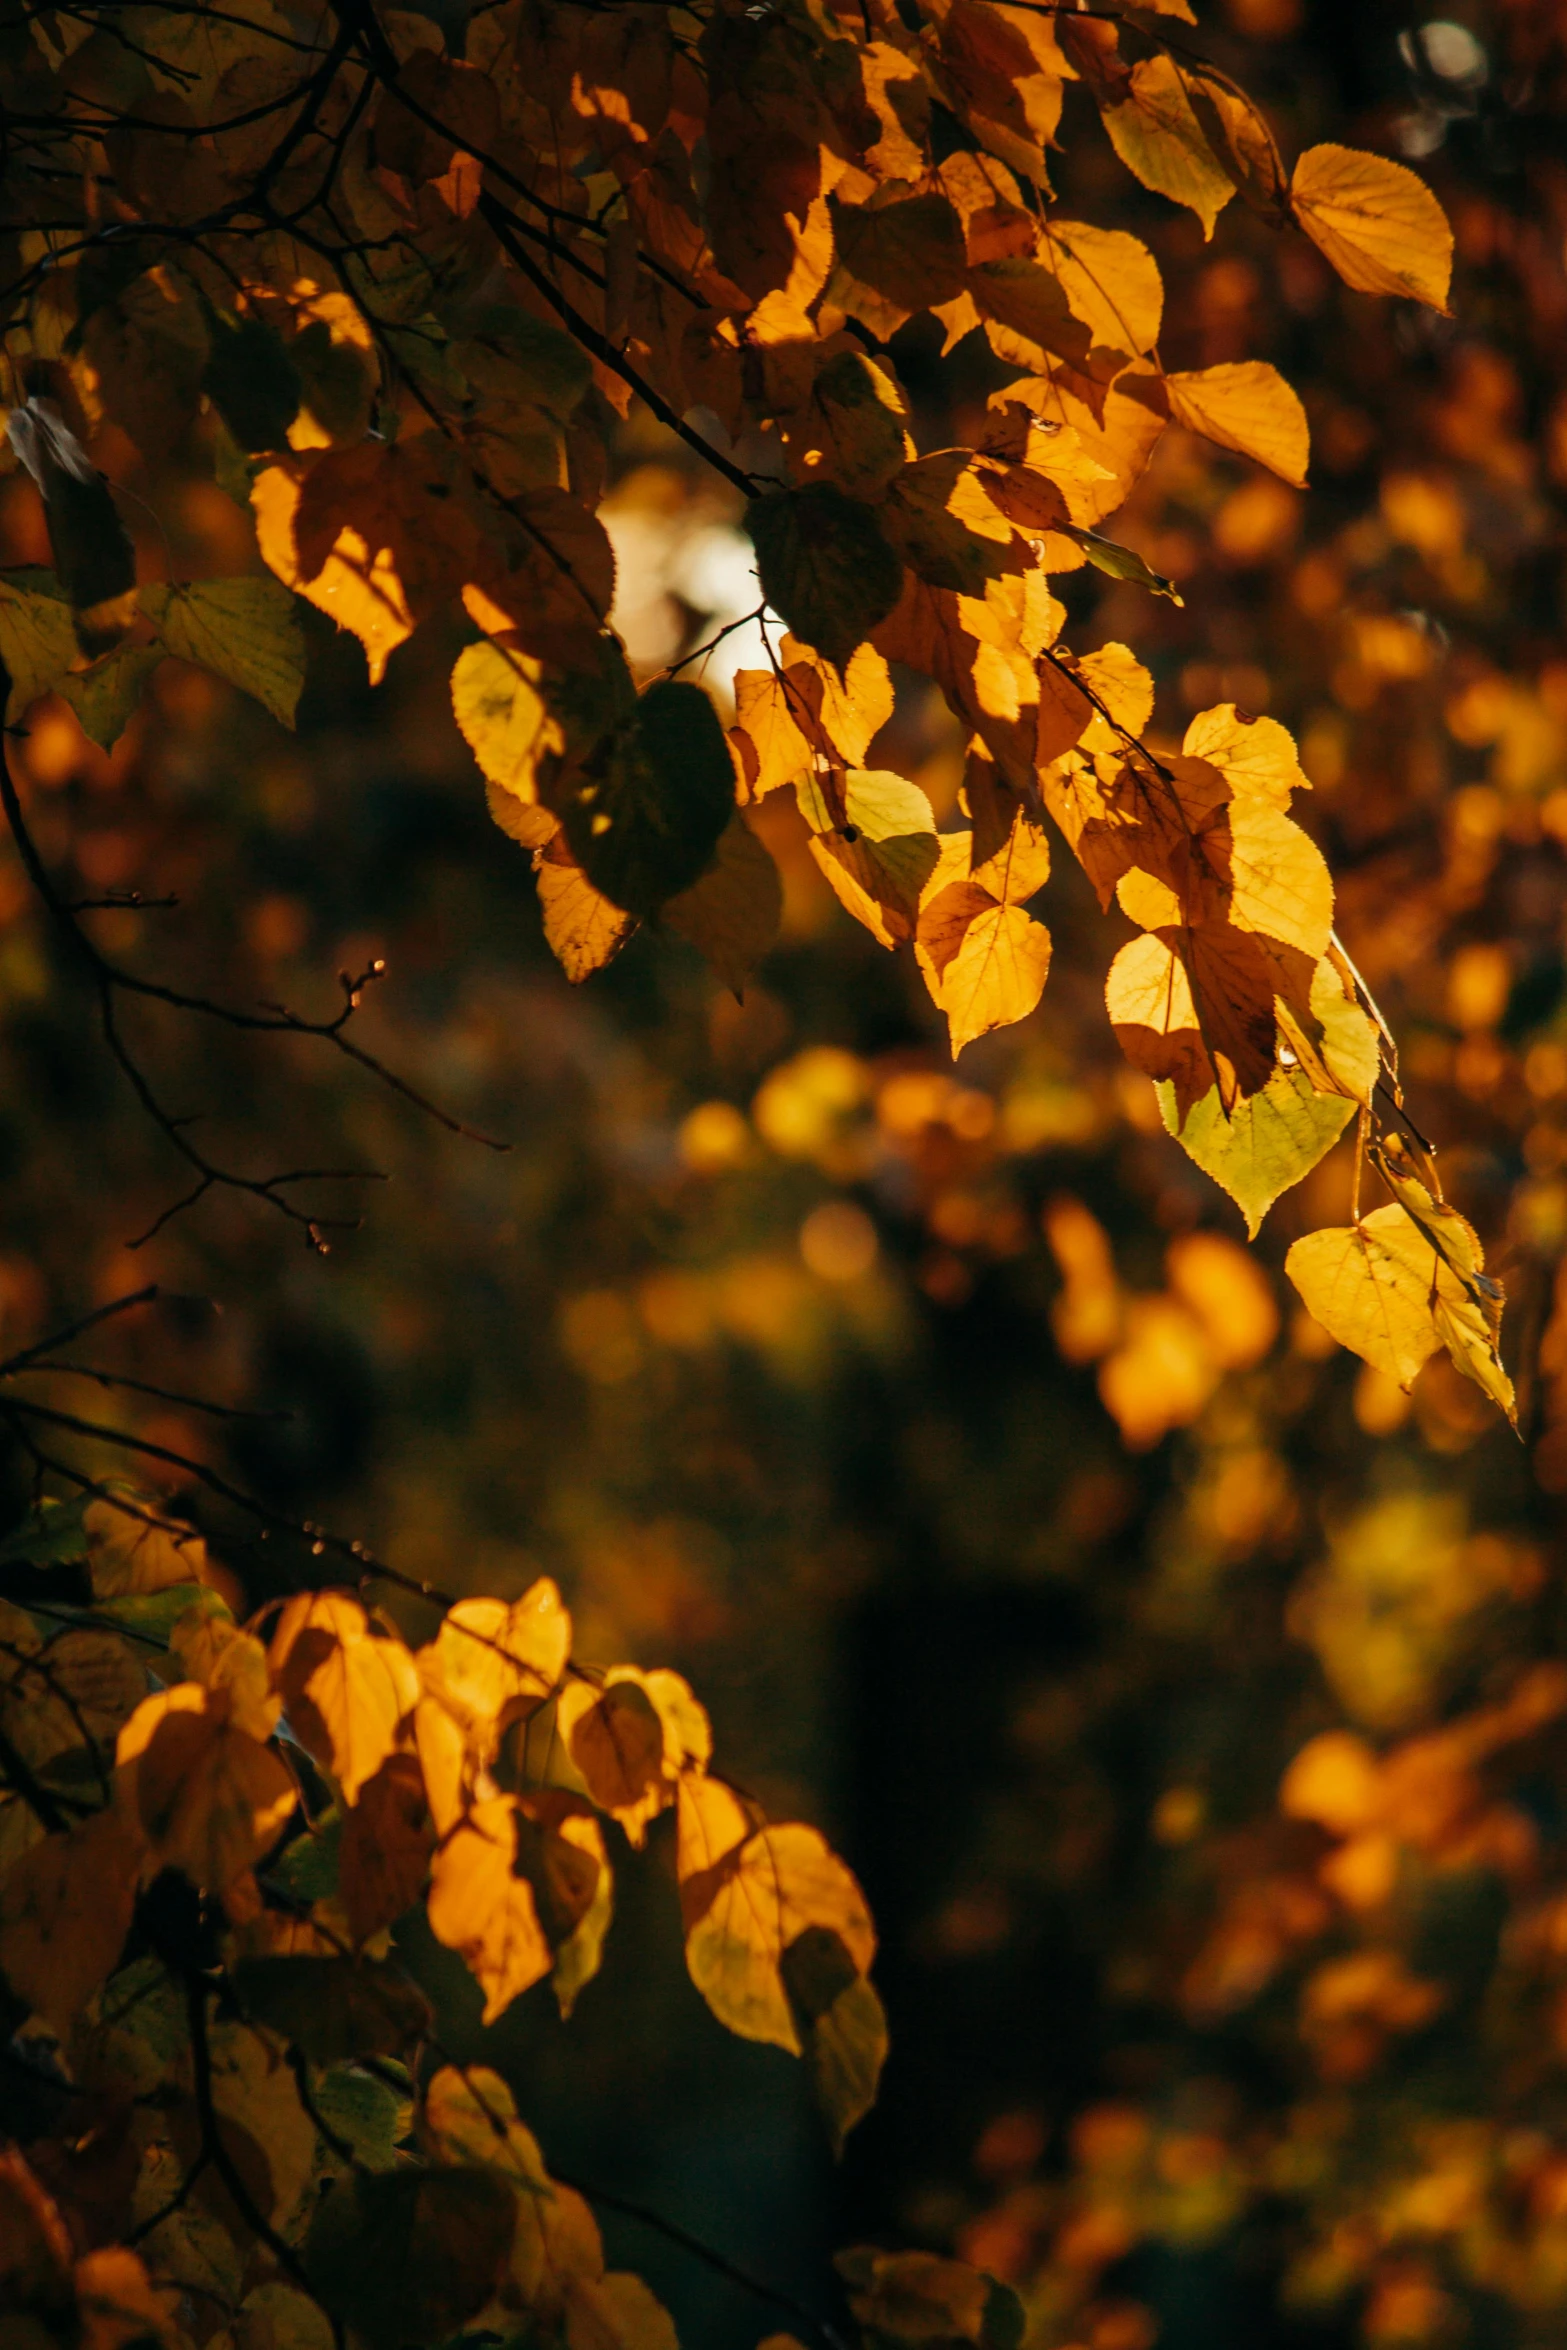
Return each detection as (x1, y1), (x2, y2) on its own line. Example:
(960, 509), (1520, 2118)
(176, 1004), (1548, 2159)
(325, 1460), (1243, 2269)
(269, 1592), (420, 1803)
(795, 768), (940, 949)
(924, 898), (1053, 1057)
(116, 1682), (295, 1920)
(1042, 219), (1163, 355)
(1290, 143), (1453, 310)
(252, 463), (413, 687)
(678, 1781), (876, 2053)
(1182, 704), (1309, 807)
(535, 838), (638, 983)
(426, 1794), (552, 2022)
(1100, 58), (1235, 239)
(85, 1497), (208, 1597)
(419, 1582), (572, 1760)
(662, 811), (783, 995)
(1164, 362), (1310, 488)
(452, 640), (561, 803)
(557, 1666), (712, 1845)
(1286, 1203), (1513, 1417)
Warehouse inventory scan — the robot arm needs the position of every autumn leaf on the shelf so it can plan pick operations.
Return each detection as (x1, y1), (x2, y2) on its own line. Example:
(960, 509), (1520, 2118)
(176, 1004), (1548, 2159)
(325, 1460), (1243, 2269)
(419, 1581), (571, 1758)
(270, 1593), (420, 1804)
(746, 484), (903, 670)
(306, 2168), (518, 2350)
(662, 811), (783, 994)
(0, 1807), (139, 2038)
(557, 1666), (712, 1845)
(1287, 1203), (1514, 1417)
(547, 681), (737, 918)
(1163, 363), (1310, 489)
(1291, 144), (1454, 310)
(116, 1682), (295, 1920)
(677, 1777), (876, 2055)
(341, 1751), (436, 1945)
(426, 1793), (553, 2021)
(1100, 57), (1236, 240)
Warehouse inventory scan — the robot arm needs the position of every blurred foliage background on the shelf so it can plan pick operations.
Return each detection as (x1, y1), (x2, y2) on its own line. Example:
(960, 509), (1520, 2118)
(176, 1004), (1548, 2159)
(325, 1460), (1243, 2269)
(4, 0), (1567, 2343)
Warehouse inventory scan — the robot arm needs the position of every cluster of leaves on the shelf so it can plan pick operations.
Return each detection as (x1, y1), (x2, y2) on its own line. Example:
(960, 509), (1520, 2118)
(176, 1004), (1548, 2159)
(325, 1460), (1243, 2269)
(0, 0), (1508, 1416)
(0, 1485), (912, 2350)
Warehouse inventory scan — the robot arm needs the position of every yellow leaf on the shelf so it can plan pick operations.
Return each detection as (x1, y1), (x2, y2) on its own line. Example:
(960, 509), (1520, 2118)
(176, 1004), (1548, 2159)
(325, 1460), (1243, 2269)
(535, 838), (638, 983)
(419, 1582), (571, 1761)
(172, 1612), (280, 1743)
(269, 1592), (420, 1803)
(1100, 57), (1235, 239)
(1164, 362), (1309, 488)
(557, 1666), (712, 1845)
(116, 1682), (295, 1919)
(422, 2063), (551, 2192)
(1227, 801), (1334, 958)
(0, 1807), (139, 2037)
(1285, 1202), (1512, 1404)
(795, 768), (939, 948)
(253, 464), (413, 686)
(931, 900), (1053, 1056)
(1182, 704), (1309, 807)
(426, 1794), (551, 2022)
(678, 1783), (876, 2054)
(1290, 144), (1453, 310)
(730, 669), (813, 802)
(971, 810), (1051, 903)
(1077, 640), (1153, 740)
(85, 1496), (207, 1596)
(1042, 219), (1163, 355)
(452, 640), (561, 802)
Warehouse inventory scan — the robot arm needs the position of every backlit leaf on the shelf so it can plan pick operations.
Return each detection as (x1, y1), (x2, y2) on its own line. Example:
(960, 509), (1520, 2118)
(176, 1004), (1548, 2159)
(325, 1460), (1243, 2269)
(116, 1683), (295, 1920)
(269, 1594), (419, 1804)
(426, 1794), (552, 2022)
(140, 579), (306, 727)
(1291, 144), (1453, 310)
(1100, 57), (1236, 239)
(1164, 362), (1309, 489)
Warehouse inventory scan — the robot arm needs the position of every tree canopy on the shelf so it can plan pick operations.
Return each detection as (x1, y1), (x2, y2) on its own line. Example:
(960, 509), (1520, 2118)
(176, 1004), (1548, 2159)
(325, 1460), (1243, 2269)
(2, 0), (1560, 2348)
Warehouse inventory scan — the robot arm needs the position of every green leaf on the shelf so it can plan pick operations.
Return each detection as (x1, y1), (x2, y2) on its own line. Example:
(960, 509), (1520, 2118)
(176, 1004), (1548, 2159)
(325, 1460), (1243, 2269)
(57, 646), (162, 749)
(0, 569), (77, 720)
(662, 811), (782, 995)
(94, 1581), (229, 1646)
(305, 2168), (518, 2350)
(141, 578), (306, 727)
(312, 2064), (409, 2172)
(554, 681), (738, 918)
(1158, 1069), (1356, 1238)
(232, 1955), (433, 2063)
(201, 312), (302, 453)
(979, 2280), (1027, 2350)
(0, 1495), (91, 1570)
(1066, 527), (1184, 604)
(746, 484), (903, 670)
(265, 1811), (343, 1905)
